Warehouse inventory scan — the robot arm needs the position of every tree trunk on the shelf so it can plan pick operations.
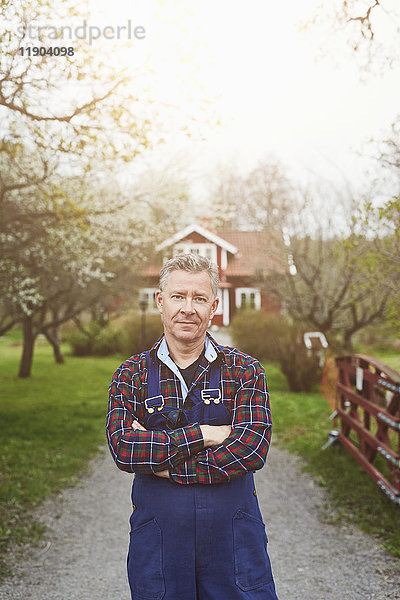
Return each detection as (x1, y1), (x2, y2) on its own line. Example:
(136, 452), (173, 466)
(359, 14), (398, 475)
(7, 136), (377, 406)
(343, 331), (354, 354)
(18, 316), (36, 378)
(43, 327), (65, 364)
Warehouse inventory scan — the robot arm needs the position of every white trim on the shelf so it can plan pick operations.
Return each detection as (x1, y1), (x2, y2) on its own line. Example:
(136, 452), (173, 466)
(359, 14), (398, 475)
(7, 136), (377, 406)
(223, 288), (230, 326)
(139, 288), (158, 313)
(174, 242), (217, 264)
(215, 288), (223, 315)
(304, 331), (329, 349)
(156, 224), (238, 255)
(221, 248), (227, 270)
(235, 287), (261, 310)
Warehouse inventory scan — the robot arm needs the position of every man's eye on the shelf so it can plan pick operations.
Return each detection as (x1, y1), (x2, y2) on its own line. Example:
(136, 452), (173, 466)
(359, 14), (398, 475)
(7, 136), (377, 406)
(171, 294), (183, 300)
(194, 297), (207, 303)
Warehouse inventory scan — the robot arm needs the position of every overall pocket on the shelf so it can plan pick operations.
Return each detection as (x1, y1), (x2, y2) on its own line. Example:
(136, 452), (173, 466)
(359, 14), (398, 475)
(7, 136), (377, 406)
(233, 509), (273, 591)
(128, 518), (165, 600)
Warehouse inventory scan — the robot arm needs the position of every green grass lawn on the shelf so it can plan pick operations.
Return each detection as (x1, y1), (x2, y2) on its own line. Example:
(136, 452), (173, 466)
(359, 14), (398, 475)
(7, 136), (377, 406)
(0, 337), (122, 580)
(368, 350), (400, 373)
(0, 335), (399, 583)
(265, 360), (400, 558)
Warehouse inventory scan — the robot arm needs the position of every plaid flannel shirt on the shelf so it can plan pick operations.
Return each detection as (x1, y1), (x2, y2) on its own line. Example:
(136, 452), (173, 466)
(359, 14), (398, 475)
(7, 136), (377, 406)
(106, 334), (272, 484)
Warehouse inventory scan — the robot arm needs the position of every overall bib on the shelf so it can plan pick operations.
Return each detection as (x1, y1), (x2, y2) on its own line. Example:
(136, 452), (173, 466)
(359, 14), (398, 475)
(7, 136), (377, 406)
(127, 352), (279, 600)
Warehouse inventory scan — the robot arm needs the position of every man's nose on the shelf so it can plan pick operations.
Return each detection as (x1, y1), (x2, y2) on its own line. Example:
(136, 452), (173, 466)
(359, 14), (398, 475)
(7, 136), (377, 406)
(180, 297), (195, 312)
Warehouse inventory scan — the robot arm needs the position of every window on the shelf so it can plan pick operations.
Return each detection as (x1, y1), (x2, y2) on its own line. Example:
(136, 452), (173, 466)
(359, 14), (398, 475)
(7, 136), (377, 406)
(240, 292), (256, 309)
(173, 243), (217, 264)
(235, 288), (261, 311)
(139, 288), (158, 313)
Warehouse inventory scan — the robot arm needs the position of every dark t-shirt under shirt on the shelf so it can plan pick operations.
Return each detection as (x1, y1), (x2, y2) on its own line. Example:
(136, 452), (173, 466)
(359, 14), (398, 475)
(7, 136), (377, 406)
(177, 348), (205, 389)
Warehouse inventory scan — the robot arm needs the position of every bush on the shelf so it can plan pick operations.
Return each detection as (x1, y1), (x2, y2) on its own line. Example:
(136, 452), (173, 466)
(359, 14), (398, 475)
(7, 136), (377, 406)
(277, 329), (322, 392)
(92, 326), (122, 356)
(67, 321), (122, 357)
(120, 313), (164, 357)
(67, 323), (98, 356)
(231, 311), (323, 392)
(67, 313), (164, 358)
(230, 310), (284, 361)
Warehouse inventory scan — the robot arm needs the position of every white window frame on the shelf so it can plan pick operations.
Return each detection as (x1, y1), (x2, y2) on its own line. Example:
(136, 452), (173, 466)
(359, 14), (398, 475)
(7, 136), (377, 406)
(235, 287), (261, 310)
(214, 288), (223, 315)
(221, 248), (228, 271)
(223, 288), (230, 326)
(139, 288), (158, 313)
(173, 243), (217, 264)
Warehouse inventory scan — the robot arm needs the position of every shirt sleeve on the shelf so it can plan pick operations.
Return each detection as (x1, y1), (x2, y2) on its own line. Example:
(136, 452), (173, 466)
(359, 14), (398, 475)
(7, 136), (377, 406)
(106, 366), (204, 474)
(169, 363), (272, 485)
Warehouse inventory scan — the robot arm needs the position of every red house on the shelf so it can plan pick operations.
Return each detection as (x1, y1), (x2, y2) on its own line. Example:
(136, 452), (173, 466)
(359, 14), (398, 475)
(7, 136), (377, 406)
(141, 224), (283, 327)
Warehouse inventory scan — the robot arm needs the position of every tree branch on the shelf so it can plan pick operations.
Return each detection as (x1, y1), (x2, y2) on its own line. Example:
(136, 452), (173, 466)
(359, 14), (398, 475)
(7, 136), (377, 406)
(0, 80), (123, 123)
(347, 0), (380, 38)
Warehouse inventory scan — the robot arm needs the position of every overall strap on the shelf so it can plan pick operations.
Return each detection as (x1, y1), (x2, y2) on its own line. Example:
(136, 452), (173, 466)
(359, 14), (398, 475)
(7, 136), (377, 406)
(146, 349), (221, 403)
(186, 356), (221, 407)
(208, 357), (221, 391)
(145, 351), (162, 398)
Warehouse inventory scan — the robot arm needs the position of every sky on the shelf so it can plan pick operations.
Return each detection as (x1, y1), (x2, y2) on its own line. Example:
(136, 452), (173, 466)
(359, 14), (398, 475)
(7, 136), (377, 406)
(85, 0), (400, 201)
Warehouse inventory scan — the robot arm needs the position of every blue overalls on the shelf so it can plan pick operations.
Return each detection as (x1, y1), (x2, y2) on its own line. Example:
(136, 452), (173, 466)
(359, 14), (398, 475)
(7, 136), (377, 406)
(127, 350), (279, 600)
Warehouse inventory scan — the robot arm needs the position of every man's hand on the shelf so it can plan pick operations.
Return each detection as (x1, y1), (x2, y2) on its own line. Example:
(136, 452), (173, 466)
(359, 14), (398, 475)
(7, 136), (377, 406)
(131, 420), (232, 473)
(132, 420), (146, 431)
(153, 424), (232, 475)
(132, 420), (170, 479)
(154, 469), (170, 478)
(200, 424), (232, 448)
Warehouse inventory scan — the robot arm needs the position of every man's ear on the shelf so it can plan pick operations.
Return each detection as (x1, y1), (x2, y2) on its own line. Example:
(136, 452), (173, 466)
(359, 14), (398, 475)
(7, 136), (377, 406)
(155, 290), (163, 314)
(210, 297), (219, 318)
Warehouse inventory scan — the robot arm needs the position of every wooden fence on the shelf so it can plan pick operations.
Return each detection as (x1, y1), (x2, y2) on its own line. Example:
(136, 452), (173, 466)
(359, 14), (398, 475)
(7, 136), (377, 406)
(334, 354), (400, 505)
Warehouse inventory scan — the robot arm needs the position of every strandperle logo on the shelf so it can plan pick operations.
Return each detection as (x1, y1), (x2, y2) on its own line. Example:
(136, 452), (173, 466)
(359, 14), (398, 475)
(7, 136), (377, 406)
(17, 20), (146, 45)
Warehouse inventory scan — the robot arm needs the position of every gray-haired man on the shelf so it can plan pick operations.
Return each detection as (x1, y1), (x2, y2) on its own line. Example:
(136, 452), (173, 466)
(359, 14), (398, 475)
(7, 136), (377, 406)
(106, 253), (279, 599)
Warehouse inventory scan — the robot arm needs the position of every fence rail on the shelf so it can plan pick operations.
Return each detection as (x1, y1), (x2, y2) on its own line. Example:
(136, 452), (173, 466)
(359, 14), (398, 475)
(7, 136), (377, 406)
(335, 354), (400, 505)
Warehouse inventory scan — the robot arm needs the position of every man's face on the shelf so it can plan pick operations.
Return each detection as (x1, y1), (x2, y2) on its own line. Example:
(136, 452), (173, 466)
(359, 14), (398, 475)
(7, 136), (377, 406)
(155, 270), (219, 345)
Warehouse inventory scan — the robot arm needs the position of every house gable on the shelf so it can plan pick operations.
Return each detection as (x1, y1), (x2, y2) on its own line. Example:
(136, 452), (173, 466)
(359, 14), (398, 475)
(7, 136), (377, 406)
(156, 224), (238, 255)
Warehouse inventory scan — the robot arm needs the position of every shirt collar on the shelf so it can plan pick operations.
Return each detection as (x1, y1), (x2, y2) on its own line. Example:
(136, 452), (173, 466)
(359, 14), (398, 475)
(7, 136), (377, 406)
(149, 332), (225, 364)
(149, 333), (225, 401)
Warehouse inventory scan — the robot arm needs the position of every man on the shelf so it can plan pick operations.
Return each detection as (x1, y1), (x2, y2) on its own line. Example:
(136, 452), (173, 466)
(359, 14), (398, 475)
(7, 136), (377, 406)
(106, 253), (279, 600)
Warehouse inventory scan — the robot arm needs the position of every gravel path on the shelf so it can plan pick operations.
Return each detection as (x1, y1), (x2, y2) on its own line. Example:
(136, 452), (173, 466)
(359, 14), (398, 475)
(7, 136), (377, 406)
(1, 442), (399, 600)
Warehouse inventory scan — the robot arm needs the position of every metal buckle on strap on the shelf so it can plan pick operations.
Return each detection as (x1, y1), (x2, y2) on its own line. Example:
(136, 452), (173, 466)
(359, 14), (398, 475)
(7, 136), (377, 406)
(144, 395), (165, 414)
(201, 388), (221, 405)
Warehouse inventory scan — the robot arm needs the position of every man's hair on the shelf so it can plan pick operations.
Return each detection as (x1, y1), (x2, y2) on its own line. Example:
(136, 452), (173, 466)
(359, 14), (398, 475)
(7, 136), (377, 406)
(159, 253), (219, 299)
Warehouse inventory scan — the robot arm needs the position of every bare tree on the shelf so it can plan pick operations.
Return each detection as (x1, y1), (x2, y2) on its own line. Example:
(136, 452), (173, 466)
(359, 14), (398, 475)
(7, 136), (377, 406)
(212, 159), (294, 234)
(305, 1), (400, 71)
(267, 185), (394, 351)
(357, 197), (400, 330)
(213, 163), (396, 351)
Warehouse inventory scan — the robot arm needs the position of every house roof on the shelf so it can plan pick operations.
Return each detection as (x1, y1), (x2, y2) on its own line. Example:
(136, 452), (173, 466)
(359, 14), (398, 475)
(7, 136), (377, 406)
(144, 226), (286, 279)
(217, 230), (285, 277)
(156, 224), (238, 255)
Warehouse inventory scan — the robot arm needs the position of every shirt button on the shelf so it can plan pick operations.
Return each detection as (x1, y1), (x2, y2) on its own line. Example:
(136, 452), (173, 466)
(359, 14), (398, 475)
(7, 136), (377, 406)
(132, 504), (137, 510)
(253, 490), (257, 497)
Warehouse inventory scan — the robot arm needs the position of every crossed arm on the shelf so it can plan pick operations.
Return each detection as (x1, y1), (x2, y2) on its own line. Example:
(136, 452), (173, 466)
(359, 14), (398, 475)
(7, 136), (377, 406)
(131, 419), (232, 478)
(106, 363), (272, 484)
